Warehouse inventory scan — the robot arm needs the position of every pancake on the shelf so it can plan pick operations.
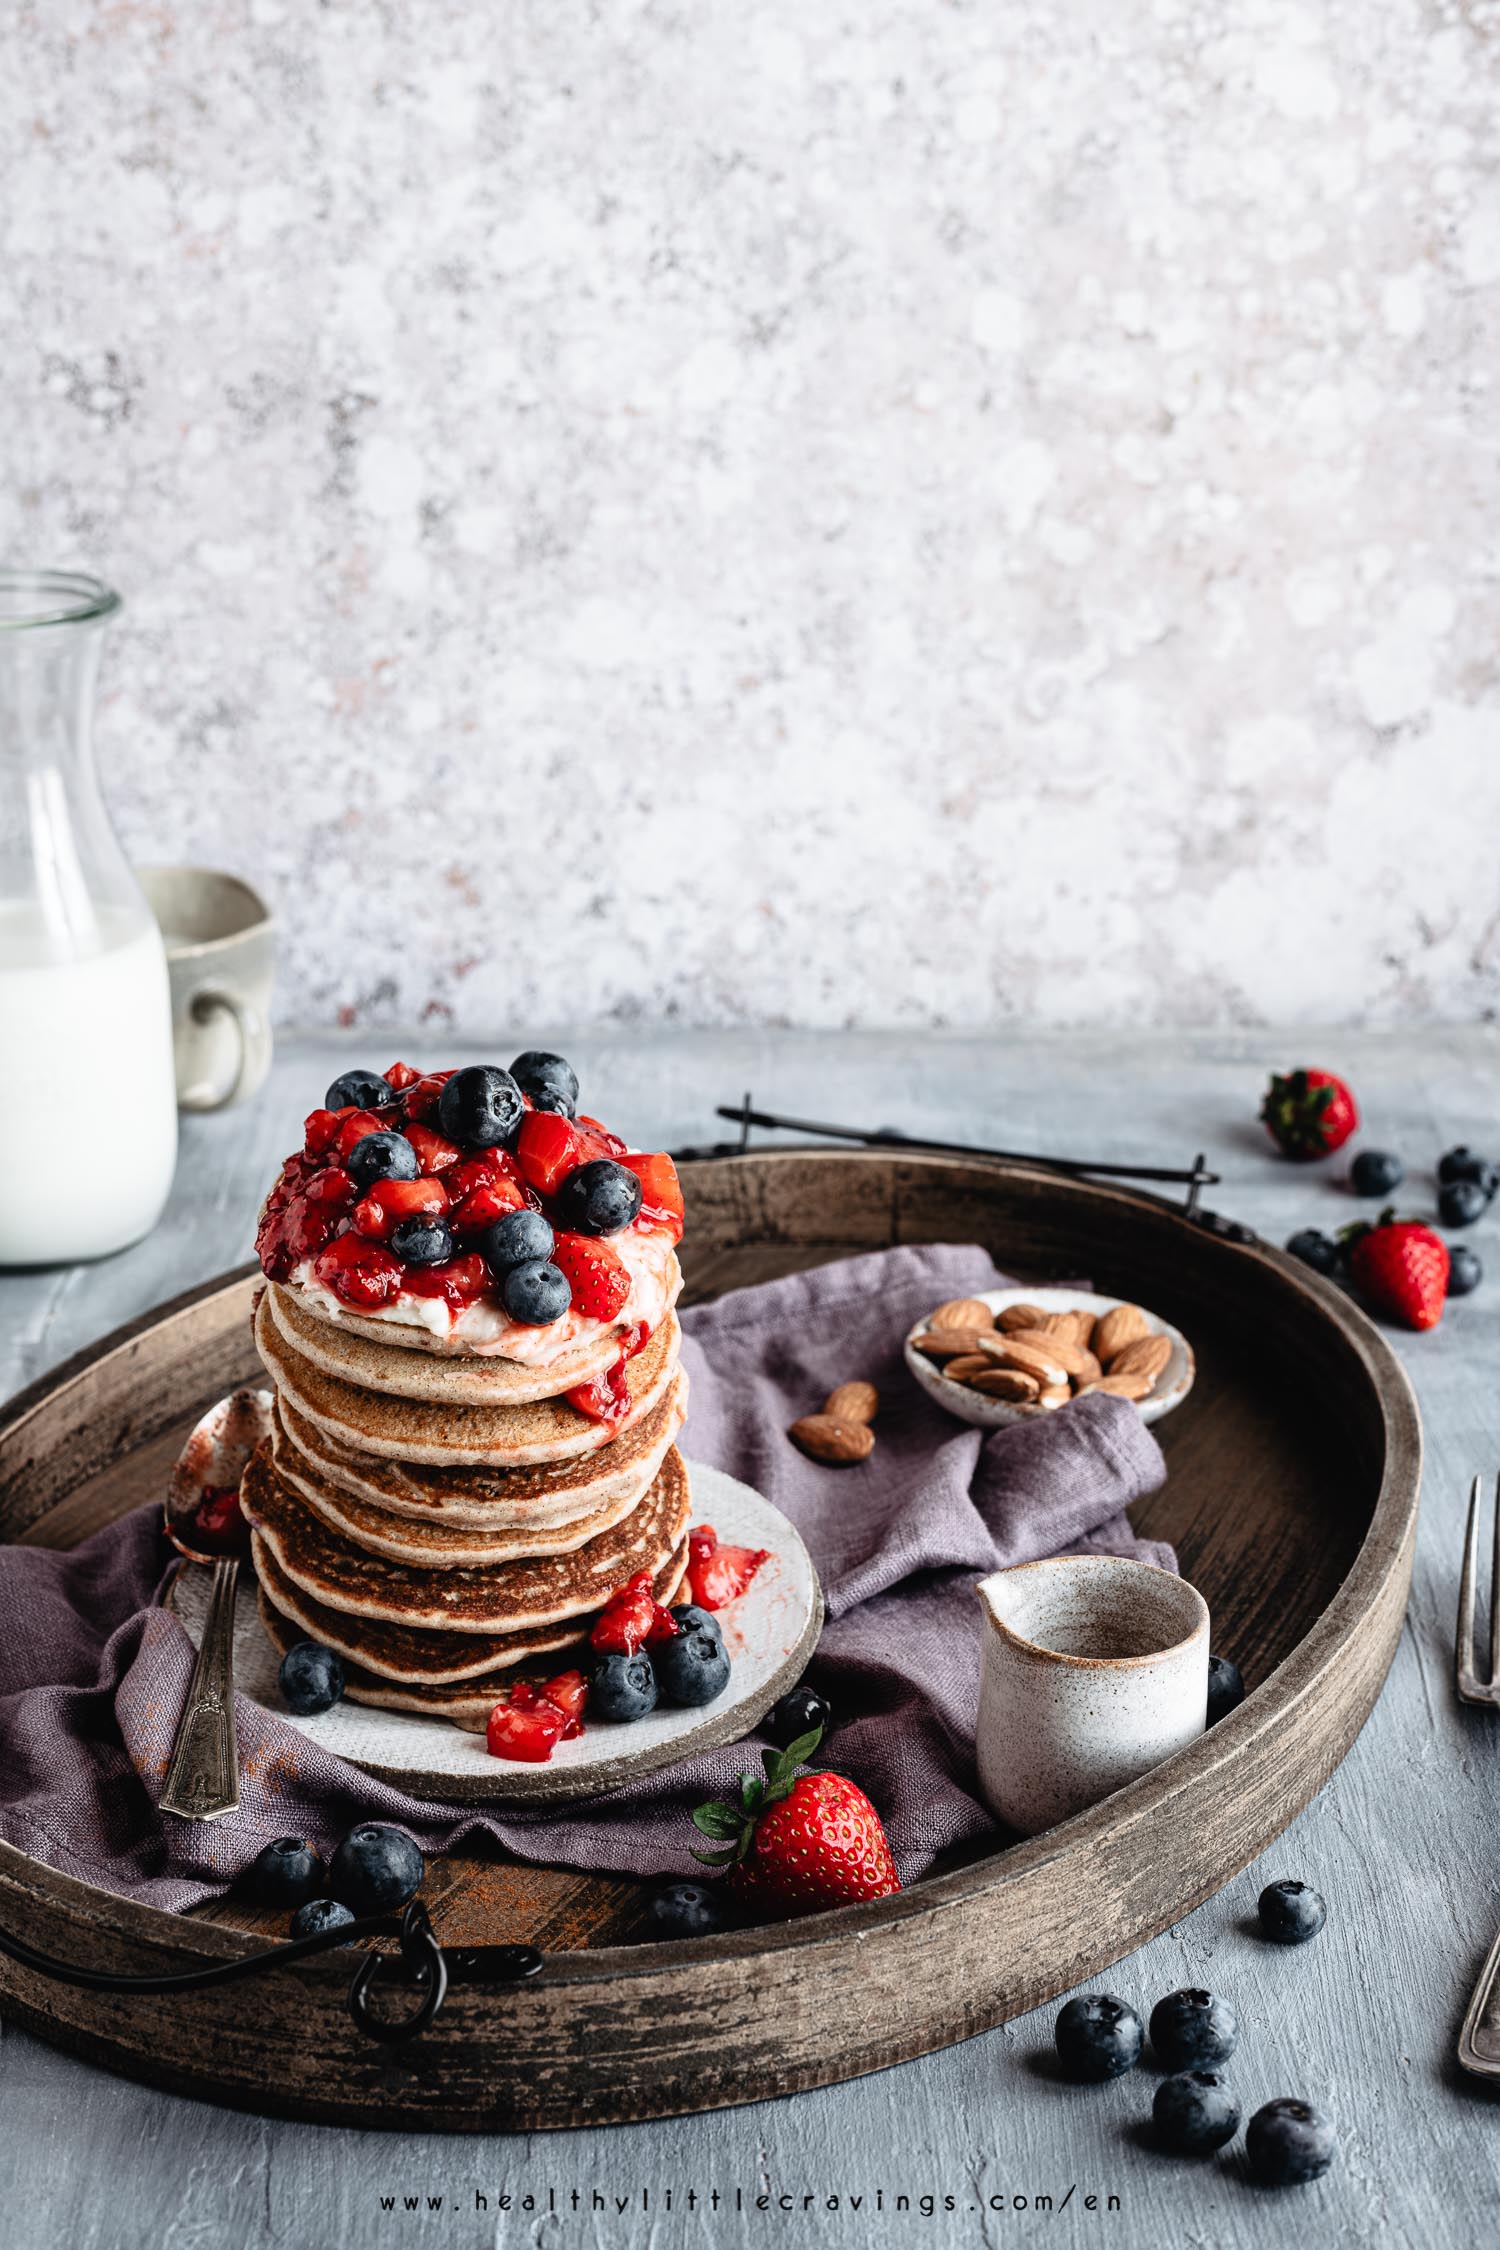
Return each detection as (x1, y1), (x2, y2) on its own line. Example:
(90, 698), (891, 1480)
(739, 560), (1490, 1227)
(257, 1544), (691, 1719)
(270, 1394), (685, 1568)
(269, 1281), (625, 1405)
(282, 1253), (682, 1368)
(272, 1373), (688, 1530)
(254, 1289), (680, 1466)
(242, 1441), (693, 1636)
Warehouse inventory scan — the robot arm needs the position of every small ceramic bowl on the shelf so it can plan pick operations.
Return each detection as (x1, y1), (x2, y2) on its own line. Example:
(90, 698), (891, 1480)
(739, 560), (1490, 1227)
(904, 1286), (1195, 1431)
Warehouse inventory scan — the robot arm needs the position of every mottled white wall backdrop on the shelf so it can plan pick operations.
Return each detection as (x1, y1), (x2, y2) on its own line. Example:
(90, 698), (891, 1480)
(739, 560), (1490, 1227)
(5, 1), (1499, 1032)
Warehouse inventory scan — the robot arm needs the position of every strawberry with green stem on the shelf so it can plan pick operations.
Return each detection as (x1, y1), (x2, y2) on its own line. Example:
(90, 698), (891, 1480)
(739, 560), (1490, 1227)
(1261, 1068), (1359, 1161)
(692, 1726), (900, 1913)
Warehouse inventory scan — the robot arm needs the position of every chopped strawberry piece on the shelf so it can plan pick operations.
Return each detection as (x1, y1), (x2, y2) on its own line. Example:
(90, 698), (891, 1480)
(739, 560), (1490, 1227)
(303, 1107), (344, 1158)
(540, 1669), (589, 1737)
(313, 1231), (405, 1310)
(383, 1061), (420, 1091)
(591, 1571), (673, 1655)
(405, 1122), (464, 1174)
(304, 1166), (356, 1210)
(486, 1698), (566, 1763)
(553, 1232), (630, 1323)
(687, 1524), (771, 1610)
(400, 1252), (489, 1310)
(578, 1114), (629, 1158)
(516, 1109), (588, 1197)
(567, 1364), (631, 1427)
(448, 1177), (527, 1233)
(444, 1148), (515, 1198)
(352, 1175), (447, 1240)
(333, 1107), (390, 1161)
(622, 1150), (684, 1242)
(400, 1070), (456, 1124)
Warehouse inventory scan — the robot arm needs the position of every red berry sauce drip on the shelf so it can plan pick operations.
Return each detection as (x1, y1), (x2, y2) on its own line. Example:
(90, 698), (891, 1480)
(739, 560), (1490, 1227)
(183, 1483), (251, 1557)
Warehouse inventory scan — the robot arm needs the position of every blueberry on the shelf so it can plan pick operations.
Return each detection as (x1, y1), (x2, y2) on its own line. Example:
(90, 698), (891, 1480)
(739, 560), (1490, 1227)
(1206, 1654), (1244, 1726)
(390, 1215), (454, 1267)
(481, 1207), (554, 1274)
(245, 1837), (325, 1908)
(278, 1640), (345, 1716)
(1440, 1178), (1487, 1229)
(1258, 1878), (1326, 1945)
(1286, 1229), (1339, 1276)
(346, 1130), (419, 1190)
(1246, 2097), (1336, 2185)
(1349, 1148), (1403, 1197)
(1449, 1244), (1483, 1297)
(328, 1823), (424, 1914)
(554, 1158), (643, 1237)
(325, 1069), (394, 1111)
(509, 1050), (580, 1118)
(1150, 1988), (1238, 2070)
(765, 1683), (832, 1749)
(437, 1064), (523, 1149)
(668, 1603), (724, 1646)
(589, 1650), (659, 1723)
(645, 1880), (726, 1939)
(1439, 1145), (1498, 1194)
(1054, 1993), (1144, 2081)
(501, 1258), (572, 1325)
(1153, 2070), (1241, 2157)
(654, 1628), (732, 1708)
(290, 1896), (355, 1941)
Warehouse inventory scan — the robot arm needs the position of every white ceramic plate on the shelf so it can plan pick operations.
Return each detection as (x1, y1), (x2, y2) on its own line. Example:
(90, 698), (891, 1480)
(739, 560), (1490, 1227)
(170, 1461), (823, 1804)
(903, 1287), (1195, 1431)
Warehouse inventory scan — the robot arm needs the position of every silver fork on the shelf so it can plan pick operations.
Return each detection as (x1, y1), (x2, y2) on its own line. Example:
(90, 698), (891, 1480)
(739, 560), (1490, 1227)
(1456, 1474), (1500, 2078)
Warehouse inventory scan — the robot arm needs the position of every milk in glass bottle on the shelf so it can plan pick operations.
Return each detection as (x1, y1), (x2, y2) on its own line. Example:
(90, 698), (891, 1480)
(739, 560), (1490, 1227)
(0, 570), (177, 1262)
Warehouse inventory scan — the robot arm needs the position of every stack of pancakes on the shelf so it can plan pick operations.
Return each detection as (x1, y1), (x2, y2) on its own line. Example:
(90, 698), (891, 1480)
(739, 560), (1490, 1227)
(244, 1280), (690, 1723)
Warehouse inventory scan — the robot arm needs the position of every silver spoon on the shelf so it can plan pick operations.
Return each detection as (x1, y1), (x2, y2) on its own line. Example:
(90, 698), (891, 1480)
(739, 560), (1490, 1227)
(158, 1388), (272, 1821)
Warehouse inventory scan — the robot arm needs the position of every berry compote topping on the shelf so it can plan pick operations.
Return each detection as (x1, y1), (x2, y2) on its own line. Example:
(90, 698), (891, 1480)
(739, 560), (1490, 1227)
(179, 1483), (252, 1558)
(687, 1526), (771, 1610)
(486, 1669), (590, 1763)
(590, 1569), (680, 1656)
(255, 1059), (683, 1343)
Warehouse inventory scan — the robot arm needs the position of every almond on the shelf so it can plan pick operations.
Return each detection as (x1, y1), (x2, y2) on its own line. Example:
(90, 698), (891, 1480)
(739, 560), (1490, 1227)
(998, 1303), (1052, 1334)
(1107, 1333), (1172, 1385)
(822, 1380), (880, 1425)
(1092, 1303), (1149, 1362)
(1003, 1329), (1101, 1385)
(1039, 1308), (1096, 1350)
(1076, 1370), (1156, 1402)
(1036, 1384), (1072, 1411)
(930, 1296), (995, 1332)
(788, 1414), (876, 1465)
(992, 1336), (1070, 1387)
(941, 1355), (1000, 1383)
(913, 1328), (1007, 1361)
(967, 1367), (1040, 1402)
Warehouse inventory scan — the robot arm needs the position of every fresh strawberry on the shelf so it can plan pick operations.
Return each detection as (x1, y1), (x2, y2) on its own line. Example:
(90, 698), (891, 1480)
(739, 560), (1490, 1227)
(333, 1106), (391, 1162)
(405, 1122), (464, 1174)
(400, 1252), (489, 1310)
(303, 1107), (344, 1158)
(352, 1175), (447, 1241)
(622, 1149), (685, 1243)
(1343, 1209), (1449, 1331)
(515, 1110), (589, 1196)
(313, 1230), (405, 1310)
(591, 1570), (677, 1654)
(692, 1726), (899, 1913)
(687, 1524), (770, 1611)
(1260, 1068), (1359, 1161)
(539, 1668), (589, 1737)
(552, 1231), (630, 1322)
(383, 1061), (420, 1091)
(487, 1693), (566, 1763)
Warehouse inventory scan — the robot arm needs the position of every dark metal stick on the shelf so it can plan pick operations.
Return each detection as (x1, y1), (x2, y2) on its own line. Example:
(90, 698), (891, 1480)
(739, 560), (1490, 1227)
(711, 1102), (1221, 1191)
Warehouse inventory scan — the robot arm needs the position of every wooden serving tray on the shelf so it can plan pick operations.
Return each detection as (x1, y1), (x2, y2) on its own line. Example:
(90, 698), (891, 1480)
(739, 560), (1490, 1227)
(0, 1150), (1421, 2130)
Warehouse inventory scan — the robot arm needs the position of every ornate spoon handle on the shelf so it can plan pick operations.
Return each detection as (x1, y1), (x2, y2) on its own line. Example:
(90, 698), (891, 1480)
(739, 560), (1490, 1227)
(159, 1556), (241, 1820)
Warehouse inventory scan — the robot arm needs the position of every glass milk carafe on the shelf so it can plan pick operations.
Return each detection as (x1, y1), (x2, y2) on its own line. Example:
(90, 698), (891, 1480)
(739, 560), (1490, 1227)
(0, 570), (177, 1263)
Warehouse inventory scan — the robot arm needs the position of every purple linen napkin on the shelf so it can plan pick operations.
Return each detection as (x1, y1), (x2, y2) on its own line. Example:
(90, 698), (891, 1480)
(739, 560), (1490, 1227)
(0, 1244), (1171, 1911)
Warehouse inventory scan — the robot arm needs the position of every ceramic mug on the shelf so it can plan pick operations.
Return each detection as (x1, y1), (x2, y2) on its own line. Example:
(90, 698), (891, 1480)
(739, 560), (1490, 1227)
(138, 867), (274, 1112)
(974, 1555), (1209, 1836)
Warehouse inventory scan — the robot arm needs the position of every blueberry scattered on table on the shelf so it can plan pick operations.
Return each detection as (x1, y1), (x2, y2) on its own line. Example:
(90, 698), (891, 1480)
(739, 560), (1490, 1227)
(1258, 1878), (1327, 1945)
(1206, 1654), (1244, 1726)
(1448, 1244), (1483, 1297)
(1152, 2069), (1241, 2156)
(389, 1215), (454, 1266)
(278, 1640), (345, 1716)
(437, 1064), (524, 1149)
(1286, 1229), (1339, 1276)
(645, 1881), (726, 1939)
(245, 1837), (325, 1908)
(589, 1650), (659, 1723)
(1439, 1178), (1487, 1230)
(1246, 2096), (1337, 2185)
(1054, 1994), (1144, 2081)
(325, 1069), (393, 1111)
(500, 1258), (572, 1325)
(554, 1157), (644, 1237)
(482, 1207), (555, 1274)
(766, 1684), (832, 1749)
(290, 1897), (355, 1941)
(1350, 1149), (1404, 1197)
(1150, 1988), (1239, 2071)
(509, 1050), (580, 1118)
(346, 1129), (419, 1190)
(654, 1627), (732, 1708)
(1439, 1146), (1498, 1196)
(328, 1824), (424, 1914)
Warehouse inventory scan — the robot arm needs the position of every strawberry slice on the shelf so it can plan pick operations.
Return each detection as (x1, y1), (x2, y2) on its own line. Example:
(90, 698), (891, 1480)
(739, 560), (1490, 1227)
(444, 1149), (526, 1233)
(553, 1231), (630, 1322)
(487, 1695), (566, 1763)
(383, 1061), (420, 1091)
(303, 1107), (344, 1158)
(353, 1175), (447, 1241)
(400, 1252), (489, 1310)
(622, 1150), (684, 1243)
(687, 1524), (770, 1611)
(590, 1571), (676, 1655)
(515, 1110), (590, 1197)
(333, 1107), (390, 1161)
(405, 1122), (464, 1174)
(313, 1231), (404, 1310)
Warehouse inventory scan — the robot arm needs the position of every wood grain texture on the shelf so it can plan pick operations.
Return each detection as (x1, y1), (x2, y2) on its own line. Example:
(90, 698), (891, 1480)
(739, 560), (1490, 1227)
(0, 1028), (1496, 2248)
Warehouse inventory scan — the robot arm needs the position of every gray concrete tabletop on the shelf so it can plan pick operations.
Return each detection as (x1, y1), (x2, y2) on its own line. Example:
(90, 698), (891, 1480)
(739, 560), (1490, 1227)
(3, 1028), (1498, 2250)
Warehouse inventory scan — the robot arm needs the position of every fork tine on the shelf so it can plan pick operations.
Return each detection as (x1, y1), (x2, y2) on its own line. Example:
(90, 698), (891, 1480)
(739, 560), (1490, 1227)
(1489, 1473), (1500, 1687)
(1458, 1474), (1483, 1698)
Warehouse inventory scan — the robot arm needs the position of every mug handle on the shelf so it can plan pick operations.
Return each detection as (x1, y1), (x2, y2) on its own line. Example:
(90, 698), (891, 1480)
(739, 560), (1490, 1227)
(186, 988), (271, 1112)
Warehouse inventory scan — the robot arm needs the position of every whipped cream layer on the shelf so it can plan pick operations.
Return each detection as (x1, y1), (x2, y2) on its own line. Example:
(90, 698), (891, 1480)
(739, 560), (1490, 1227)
(288, 1223), (680, 1364)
